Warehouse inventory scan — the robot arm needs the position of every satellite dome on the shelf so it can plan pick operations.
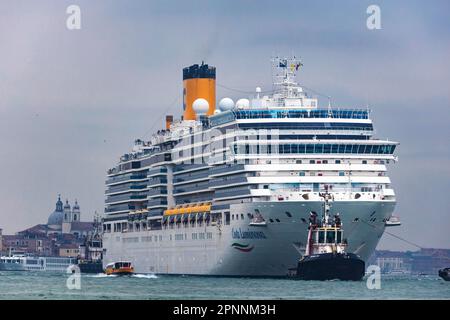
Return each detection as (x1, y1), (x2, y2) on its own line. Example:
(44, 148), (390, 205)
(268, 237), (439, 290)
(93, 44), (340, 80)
(256, 87), (262, 93)
(192, 98), (209, 115)
(236, 98), (250, 109)
(218, 98), (234, 111)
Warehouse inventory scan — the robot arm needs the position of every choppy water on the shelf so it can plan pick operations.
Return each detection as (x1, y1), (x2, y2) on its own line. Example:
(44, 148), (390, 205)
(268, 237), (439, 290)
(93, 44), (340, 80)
(0, 271), (448, 300)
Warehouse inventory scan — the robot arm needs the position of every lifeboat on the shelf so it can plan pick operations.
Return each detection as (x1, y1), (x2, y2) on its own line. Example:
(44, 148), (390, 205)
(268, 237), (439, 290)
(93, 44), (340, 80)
(104, 261), (134, 275)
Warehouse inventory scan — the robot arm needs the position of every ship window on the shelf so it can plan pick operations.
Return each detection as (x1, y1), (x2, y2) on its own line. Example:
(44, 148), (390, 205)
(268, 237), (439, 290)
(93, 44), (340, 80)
(240, 214), (244, 220)
(225, 212), (230, 225)
(299, 171), (305, 176)
(335, 160), (341, 164)
(275, 219), (280, 222)
(296, 160), (302, 164)
(339, 171), (345, 176)
(362, 160), (367, 164)
(337, 231), (342, 243)
(309, 160), (315, 164)
(322, 160), (328, 164)
(285, 211), (292, 218)
(269, 219), (274, 223)
(318, 231), (325, 243)
(326, 231), (335, 243)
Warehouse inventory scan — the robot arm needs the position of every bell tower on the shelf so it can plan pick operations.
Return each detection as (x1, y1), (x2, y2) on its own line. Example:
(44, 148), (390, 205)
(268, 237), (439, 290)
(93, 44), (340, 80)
(62, 199), (72, 234)
(72, 200), (80, 222)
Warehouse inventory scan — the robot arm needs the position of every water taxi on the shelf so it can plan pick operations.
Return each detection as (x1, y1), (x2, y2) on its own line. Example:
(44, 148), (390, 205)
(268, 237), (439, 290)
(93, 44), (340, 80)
(104, 261), (134, 275)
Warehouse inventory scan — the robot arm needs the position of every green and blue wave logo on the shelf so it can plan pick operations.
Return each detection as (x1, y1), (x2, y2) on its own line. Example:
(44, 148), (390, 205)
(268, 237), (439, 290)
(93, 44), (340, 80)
(231, 242), (254, 252)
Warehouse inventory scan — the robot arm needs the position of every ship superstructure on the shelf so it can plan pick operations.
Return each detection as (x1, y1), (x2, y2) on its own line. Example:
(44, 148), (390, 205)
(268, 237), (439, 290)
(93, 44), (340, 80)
(102, 57), (399, 276)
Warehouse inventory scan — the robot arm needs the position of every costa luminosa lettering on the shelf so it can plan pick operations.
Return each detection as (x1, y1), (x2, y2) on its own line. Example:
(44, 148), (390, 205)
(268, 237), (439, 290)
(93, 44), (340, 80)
(232, 228), (267, 239)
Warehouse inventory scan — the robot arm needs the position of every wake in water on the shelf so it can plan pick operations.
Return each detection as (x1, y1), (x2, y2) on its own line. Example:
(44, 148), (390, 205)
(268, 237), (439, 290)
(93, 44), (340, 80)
(88, 273), (117, 278)
(132, 274), (158, 279)
(85, 273), (158, 279)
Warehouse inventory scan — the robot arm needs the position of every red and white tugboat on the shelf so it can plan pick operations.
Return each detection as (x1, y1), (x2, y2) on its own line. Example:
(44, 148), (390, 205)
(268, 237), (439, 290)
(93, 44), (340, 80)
(296, 185), (365, 281)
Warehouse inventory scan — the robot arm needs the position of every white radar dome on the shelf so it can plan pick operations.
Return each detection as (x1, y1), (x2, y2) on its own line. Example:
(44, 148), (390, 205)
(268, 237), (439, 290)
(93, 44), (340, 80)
(218, 97), (235, 111)
(192, 98), (209, 115)
(236, 98), (250, 109)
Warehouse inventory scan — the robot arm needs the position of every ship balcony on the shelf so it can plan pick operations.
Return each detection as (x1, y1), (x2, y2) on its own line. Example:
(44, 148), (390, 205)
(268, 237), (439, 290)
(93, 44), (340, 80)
(147, 199), (168, 207)
(105, 184), (147, 195)
(105, 193), (147, 204)
(173, 164), (206, 173)
(147, 188), (168, 197)
(106, 174), (148, 185)
(173, 183), (211, 195)
(173, 170), (210, 184)
(147, 177), (168, 186)
(147, 167), (167, 177)
(208, 164), (246, 177)
(209, 175), (250, 188)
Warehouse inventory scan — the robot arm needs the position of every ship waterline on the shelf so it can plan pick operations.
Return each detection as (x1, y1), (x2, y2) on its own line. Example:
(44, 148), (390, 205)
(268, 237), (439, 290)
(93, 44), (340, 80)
(102, 57), (399, 277)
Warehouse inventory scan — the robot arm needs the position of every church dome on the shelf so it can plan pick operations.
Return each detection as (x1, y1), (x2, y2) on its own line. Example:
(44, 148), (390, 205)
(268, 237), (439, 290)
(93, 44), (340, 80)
(47, 195), (64, 226)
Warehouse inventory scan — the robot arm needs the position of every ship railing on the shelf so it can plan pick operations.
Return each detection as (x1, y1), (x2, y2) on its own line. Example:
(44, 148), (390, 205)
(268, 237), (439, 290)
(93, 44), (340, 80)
(233, 108), (370, 120)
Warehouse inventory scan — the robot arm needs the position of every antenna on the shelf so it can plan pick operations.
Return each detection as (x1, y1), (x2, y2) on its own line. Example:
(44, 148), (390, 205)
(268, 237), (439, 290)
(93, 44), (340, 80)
(327, 97), (333, 117)
(270, 56), (303, 97)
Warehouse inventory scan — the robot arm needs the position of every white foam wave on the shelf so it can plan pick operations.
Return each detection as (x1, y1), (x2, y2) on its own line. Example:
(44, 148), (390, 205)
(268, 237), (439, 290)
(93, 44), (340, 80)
(132, 274), (158, 279)
(88, 273), (116, 278)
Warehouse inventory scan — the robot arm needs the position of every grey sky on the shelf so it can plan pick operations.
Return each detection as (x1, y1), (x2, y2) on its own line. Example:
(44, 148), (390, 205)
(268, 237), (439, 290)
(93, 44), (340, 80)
(0, 0), (449, 251)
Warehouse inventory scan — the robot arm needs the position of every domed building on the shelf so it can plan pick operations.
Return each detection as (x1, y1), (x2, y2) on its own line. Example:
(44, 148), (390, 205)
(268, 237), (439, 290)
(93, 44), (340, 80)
(44, 195), (93, 236)
(1, 195), (97, 257)
(47, 195), (64, 228)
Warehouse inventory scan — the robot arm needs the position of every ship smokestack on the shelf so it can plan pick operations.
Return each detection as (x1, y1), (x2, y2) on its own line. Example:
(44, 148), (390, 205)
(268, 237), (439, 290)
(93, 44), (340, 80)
(165, 115), (173, 130)
(182, 62), (216, 120)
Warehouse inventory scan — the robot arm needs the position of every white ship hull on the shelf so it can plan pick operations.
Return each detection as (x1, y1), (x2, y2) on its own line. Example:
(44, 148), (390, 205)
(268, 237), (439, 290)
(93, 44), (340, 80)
(103, 200), (395, 276)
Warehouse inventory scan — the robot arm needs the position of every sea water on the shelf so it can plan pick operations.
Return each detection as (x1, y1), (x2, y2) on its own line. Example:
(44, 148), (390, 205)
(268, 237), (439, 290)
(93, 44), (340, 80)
(0, 271), (448, 300)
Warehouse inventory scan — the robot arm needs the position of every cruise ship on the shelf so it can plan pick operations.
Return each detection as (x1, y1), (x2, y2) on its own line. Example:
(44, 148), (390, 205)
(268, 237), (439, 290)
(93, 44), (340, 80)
(102, 57), (399, 276)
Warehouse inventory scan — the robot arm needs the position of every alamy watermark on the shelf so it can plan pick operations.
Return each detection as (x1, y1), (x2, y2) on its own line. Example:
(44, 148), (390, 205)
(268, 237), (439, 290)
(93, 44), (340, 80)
(66, 5), (81, 30)
(366, 265), (381, 289)
(66, 264), (81, 290)
(367, 5), (381, 30)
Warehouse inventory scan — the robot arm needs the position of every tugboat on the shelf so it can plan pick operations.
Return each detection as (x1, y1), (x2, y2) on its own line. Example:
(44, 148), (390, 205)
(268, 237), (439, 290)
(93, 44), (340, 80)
(295, 185), (365, 281)
(438, 268), (450, 281)
(104, 261), (134, 276)
(76, 212), (104, 273)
